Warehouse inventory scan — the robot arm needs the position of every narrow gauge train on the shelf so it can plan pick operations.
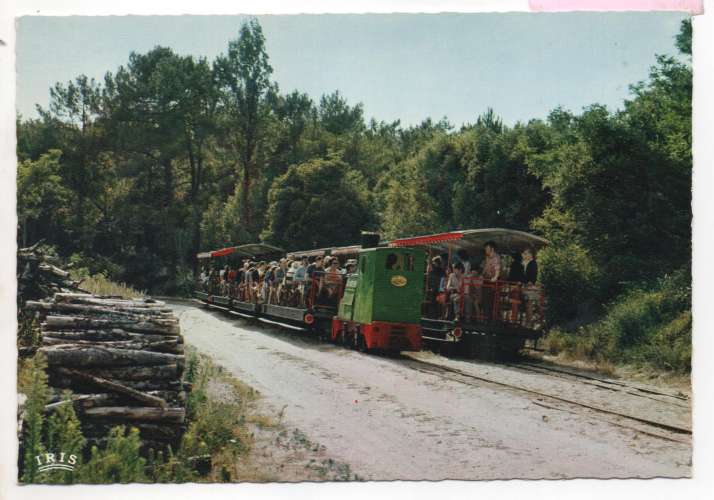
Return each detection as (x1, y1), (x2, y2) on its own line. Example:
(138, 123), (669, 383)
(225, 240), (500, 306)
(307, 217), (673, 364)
(194, 235), (425, 352)
(194, 228), (548, 357)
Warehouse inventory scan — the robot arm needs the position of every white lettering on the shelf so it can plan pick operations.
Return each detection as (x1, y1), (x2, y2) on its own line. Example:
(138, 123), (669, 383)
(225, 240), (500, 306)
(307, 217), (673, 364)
(35, 455), (42, 466)
(59, 452), (66, 463)
(45, 453), (55, 464)
(68, 454), (77, 465)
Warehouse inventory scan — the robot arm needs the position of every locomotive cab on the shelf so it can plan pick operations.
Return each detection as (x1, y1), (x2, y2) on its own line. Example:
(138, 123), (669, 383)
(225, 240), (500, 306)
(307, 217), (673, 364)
(333, 247), (425, 352)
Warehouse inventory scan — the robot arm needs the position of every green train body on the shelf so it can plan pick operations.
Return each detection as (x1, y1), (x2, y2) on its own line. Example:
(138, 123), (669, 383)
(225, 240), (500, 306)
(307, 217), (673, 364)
(332, 247), (425, 351)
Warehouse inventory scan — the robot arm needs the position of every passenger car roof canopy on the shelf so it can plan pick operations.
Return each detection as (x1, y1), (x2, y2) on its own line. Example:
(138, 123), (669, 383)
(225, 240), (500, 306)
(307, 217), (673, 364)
(196, 243), (284, 259)
(389, 228), (549, 253)
(234, 243), (284, 257)
(287, 244), (362, 259)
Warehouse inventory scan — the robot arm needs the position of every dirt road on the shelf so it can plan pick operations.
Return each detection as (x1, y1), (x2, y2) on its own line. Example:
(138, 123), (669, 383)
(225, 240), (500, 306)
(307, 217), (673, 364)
(171, 301), (691, 480)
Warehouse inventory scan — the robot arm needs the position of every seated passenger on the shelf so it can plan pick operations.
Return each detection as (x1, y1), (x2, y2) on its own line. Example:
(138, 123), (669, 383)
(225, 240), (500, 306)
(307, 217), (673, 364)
(293, 257), (308, 307)
(344, 259), (357, 275)
(320, 257), (343, 304)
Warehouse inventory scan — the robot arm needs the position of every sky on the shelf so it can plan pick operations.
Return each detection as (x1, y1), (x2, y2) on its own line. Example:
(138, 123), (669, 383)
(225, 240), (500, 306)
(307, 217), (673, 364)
(16, 12), (688, 127)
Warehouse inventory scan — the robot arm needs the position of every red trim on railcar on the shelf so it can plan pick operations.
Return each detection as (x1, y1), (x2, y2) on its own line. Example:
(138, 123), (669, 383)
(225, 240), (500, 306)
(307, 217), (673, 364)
(210, 246), (237, 258)
(389, 232), (463, 247)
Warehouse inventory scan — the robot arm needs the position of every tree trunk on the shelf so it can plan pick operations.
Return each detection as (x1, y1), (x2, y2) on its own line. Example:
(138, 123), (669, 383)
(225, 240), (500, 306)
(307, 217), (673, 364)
(39, 329), (182, 344)
(28, 300), (176, 320)
(49, 375), (185, 393)
(41, 337), (182, 354)
(75, 364), (180, 381)
(83, 406), (185, 424)
(53, 368), (168, 408)
(39, 345), (183, 368)
(42, 315), (180, 335)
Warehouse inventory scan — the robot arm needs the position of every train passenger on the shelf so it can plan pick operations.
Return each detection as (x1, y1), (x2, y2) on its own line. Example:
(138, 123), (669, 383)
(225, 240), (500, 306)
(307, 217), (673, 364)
(345, 259), (357, 275)
(208, 268), (219, 295)
(306, 256), (323, 279)
(199, 268), (208, 291)
(507, 252), (524, 283)
(226, 266), (237, 296)
(521, 246), (540, 327)
(293, 257), (308, 307)
(463, 265), (482, 322)
(446, 262), (465, 320)
(237, 261), (249, 301)
(263, 262), (278, 303)
(320, 257), (343, 305)
(481, 241), (501, 320)
(279, 259), (294, 306)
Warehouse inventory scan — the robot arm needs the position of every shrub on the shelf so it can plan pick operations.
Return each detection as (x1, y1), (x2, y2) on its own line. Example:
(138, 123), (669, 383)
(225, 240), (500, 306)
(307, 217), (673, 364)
(17, 310), (41, 348)
(44, 392), (86, 484)
(19, 353), (50, 483)
(544, 269), (691, 372)
(538, 242), (600, 326)
(77, 426), (147, 483)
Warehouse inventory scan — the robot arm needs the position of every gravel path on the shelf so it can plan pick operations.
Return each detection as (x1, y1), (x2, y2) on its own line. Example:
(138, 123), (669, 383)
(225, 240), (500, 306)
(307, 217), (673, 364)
(171, 301), (691, 480)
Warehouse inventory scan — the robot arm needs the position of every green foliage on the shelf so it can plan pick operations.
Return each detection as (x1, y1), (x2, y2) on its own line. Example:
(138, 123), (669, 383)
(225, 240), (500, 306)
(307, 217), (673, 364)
(179, 353), (251, 477)
(17, 310), (42, 349)
(45, 392), (87, 484)
(146, 447), (194, 483)
(17, 150), (72, 248)
(77, 426), (147, 483)
(675, 18), (692, 56)
(545, 269), (691, 372)
(261, 156), (376, 249)
(19, 354), (50, 483)
(538, 242), (600, 326)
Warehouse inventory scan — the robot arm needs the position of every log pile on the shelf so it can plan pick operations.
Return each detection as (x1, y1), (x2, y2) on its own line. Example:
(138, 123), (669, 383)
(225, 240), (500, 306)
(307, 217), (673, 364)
(18, 242), (86, 306)
(27, 293), (188, 451)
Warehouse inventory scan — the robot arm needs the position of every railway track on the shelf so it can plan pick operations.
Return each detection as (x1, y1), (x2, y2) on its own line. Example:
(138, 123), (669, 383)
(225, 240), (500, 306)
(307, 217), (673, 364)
(503, 361), (689, 406)
(401, 356), (692, 444)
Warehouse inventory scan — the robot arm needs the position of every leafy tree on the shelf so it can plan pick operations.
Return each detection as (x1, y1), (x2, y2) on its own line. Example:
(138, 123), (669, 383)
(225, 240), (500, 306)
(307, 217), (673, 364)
(318, 90), (365, 136)
(215, 19), (275, 233)
(262, 156), (376, 249)
(675, 18), (692, 56)
(17, 150), (72, 248)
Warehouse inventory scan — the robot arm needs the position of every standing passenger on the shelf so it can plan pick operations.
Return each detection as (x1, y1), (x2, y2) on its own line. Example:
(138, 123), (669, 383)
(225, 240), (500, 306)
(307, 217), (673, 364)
(481, 241), (501, 320)
(521, 246), (540, 328)
(446, 262), (465, 320)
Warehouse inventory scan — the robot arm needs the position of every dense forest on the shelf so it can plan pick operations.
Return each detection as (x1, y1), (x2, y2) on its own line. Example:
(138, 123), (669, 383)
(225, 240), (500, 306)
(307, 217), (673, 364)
(17, 19), (692, 369)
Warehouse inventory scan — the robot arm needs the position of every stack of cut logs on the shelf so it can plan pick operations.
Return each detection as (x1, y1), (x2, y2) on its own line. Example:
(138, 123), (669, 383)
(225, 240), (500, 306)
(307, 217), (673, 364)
(27, 293), (188, 451)
(18, 241), (86, 306)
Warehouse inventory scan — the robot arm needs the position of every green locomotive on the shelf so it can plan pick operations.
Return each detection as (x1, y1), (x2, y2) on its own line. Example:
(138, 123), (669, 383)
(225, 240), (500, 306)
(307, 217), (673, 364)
(331, 246), (425, 352)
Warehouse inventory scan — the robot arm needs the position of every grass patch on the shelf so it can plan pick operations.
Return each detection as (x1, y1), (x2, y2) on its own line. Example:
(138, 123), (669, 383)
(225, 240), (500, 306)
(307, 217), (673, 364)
(74, 273), (145, 298)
